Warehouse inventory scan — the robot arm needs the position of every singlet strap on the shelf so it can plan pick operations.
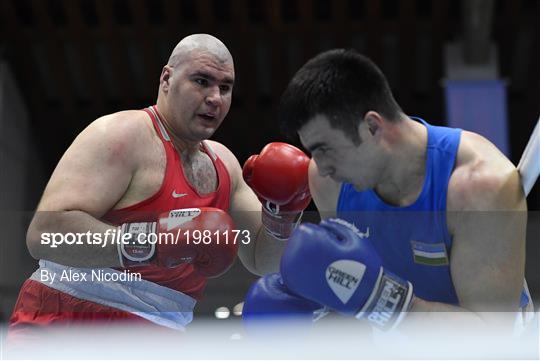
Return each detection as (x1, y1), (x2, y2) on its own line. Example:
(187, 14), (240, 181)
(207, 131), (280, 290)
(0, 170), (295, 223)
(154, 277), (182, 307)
(145, 105), (171, 142)
(201, 141), (218, 161)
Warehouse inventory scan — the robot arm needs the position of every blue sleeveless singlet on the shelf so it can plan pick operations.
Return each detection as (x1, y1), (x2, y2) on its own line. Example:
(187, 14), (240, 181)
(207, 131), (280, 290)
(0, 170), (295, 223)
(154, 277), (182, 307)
(337, 119), (460, 303)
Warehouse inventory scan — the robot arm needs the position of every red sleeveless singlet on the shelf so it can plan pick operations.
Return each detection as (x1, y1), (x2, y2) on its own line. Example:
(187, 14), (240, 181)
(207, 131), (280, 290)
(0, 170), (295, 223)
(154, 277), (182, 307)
(8, 106), (232, 334)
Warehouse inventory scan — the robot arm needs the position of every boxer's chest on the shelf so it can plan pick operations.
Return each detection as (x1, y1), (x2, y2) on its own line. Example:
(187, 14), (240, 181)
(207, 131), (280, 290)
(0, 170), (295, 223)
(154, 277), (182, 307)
(138, 147), (218, 196)
(180, 151), (218, 195)
(115, 141), (218, 209)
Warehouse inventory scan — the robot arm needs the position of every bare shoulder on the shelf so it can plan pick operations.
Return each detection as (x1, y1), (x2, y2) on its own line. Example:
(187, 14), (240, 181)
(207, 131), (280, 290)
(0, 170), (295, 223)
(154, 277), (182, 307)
(448, 131), (526, 211)
(37, 109), (156, 214)
(87, 110), (154, 145)
(308, 159), (340, 216)
(79, 110), (157, 164)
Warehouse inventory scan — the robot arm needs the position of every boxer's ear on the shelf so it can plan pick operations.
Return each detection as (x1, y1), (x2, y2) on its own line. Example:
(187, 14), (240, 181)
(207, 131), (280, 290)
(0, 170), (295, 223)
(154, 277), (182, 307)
(363, 111), (382, 137)
(160, 65), (172, 92)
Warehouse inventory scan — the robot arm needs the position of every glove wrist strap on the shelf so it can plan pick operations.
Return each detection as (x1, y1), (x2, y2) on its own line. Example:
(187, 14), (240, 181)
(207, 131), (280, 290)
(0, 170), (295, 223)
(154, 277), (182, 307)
(117, 222), (157, 267)
(355, 268), (414, 331)
(261, 203), (303, 240)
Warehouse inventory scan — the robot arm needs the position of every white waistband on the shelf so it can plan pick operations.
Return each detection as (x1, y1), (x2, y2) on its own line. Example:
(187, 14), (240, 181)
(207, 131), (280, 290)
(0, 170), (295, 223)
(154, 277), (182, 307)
(31, 260), (196, 330)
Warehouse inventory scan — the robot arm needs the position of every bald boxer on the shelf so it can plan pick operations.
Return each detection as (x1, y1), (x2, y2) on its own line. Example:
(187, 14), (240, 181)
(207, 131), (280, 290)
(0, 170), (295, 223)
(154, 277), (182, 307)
(9, 34), (306, 335)
(245, 49), (530, 331)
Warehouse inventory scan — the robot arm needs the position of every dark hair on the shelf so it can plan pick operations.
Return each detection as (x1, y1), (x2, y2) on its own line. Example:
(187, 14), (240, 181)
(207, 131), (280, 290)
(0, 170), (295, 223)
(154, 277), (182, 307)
(279, 49), (402, 143)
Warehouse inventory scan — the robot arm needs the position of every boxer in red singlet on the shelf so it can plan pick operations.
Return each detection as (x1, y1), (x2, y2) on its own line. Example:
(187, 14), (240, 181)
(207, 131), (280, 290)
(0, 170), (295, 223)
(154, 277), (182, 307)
(8, 34), (311, 340)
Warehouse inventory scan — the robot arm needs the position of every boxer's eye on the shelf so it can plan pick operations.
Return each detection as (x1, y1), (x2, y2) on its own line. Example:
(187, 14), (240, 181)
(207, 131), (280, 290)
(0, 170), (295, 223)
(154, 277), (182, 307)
(314, 147), (330, 156)
(195, 78), (209, 86)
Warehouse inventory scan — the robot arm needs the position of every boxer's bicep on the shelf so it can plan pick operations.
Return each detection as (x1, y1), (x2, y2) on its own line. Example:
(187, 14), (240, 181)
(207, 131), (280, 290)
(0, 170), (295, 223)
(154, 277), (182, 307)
(208, 141), (265, 274)
(308, 159), (339, 218)
(208, 140), (261, 228)
(449, 170), (526, 313)
(37, 116), (136, 216)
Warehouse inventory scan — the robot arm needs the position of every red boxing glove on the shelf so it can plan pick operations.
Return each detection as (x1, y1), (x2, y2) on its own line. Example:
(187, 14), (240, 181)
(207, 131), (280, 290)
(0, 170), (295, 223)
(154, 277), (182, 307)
(243, 142), (311, 239)
(117, 207), (237, 278)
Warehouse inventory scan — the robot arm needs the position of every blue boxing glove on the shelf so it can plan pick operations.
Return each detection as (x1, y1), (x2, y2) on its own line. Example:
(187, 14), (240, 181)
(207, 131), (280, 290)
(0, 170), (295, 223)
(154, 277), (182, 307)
(280, 218), (413, 331)
(243, 273), (327, 326)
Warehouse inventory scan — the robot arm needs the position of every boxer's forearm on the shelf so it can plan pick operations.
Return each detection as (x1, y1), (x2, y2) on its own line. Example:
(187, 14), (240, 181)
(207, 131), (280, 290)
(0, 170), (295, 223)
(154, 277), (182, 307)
(252, 228), (287, 275)
(27, 210), (121, 268)
(403, 296), (515, 330)
(409, 296), (477, 314)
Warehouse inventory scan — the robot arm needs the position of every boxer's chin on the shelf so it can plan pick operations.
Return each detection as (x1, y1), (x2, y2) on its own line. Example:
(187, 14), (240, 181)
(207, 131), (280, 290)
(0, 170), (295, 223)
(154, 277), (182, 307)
(193, 128), (217, 141)
(352, 183), (367, 192)
(193, 121), (220, 140)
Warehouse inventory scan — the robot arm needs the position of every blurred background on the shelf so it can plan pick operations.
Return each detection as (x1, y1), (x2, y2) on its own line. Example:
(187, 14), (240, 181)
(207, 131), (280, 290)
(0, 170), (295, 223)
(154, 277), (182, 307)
(0, 0), (539, 324)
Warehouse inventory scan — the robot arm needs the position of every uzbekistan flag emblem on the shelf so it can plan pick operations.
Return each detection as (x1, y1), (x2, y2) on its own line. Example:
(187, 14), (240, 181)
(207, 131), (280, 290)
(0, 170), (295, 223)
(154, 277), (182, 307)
(410, 241), (449, 266)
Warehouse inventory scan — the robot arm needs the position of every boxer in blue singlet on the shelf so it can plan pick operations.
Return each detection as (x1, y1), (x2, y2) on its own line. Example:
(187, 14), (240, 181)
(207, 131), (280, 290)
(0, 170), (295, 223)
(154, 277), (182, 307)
(243, 49), (531, 331)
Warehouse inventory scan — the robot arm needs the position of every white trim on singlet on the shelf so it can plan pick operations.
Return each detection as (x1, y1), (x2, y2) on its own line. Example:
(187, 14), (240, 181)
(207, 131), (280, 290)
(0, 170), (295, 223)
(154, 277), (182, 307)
(31, 260), (196, 330)
(147, 106), (171, 141)
(201, 140), (218, 161)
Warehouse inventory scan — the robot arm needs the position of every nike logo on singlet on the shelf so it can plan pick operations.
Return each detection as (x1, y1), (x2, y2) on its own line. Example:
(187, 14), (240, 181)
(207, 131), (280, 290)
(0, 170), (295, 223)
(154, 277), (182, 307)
(171, 190), (188, 198)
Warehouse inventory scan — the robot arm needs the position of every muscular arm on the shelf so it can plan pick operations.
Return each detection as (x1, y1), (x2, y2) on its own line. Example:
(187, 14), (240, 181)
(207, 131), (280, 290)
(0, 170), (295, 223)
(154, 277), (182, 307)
(27, 112), (146, 267)
(408, 157), (527, 328)
(208, 141), (284, 276)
